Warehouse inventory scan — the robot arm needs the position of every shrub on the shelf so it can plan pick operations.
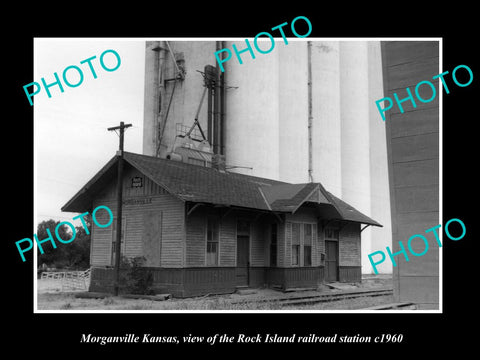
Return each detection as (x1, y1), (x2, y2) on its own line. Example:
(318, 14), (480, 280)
(120, 256), (154, 295)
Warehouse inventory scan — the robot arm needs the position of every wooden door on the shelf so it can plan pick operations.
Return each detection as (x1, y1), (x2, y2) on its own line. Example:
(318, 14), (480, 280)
(142, 211), (162, 266)
(236, 235), (250, 286)
(325, 240), (338, 282)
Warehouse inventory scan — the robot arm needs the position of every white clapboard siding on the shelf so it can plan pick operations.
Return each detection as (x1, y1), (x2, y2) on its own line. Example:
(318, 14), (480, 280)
(90, 165), (185, 268)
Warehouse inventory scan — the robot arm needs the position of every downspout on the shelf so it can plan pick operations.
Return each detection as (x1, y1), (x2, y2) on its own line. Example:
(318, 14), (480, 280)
(214, 41), (222, 155)
(220, 41), (226, 155)
(307, 41), (313, 182)
(207, 71), (213, 144)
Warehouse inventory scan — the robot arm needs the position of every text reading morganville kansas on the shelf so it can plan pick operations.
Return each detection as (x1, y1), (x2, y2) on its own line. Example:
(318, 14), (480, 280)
(81, 334), (180, 345)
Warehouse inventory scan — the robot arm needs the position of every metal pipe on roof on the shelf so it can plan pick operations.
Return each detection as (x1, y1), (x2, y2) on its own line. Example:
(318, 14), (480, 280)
(214, 41), (221, 155)
(207, 70), (213, 144)
(307, 41), (313, 182)
(220, 40), (226, 156)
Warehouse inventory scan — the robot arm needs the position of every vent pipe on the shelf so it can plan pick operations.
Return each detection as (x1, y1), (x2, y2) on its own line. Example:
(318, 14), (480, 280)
(214, 42), (221, 155)
(220, 40), (226, 156)
(307, 41), (313, 182)
(212, 41), (226, 171)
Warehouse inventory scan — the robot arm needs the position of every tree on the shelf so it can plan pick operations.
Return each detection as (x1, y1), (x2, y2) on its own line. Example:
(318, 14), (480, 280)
(36, 219), (68, 267)
(37, 216), (91, 270)
(69, 219), (91, 269)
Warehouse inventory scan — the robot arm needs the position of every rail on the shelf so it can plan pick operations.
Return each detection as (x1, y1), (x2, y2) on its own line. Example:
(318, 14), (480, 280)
(229, 287), (393, 307)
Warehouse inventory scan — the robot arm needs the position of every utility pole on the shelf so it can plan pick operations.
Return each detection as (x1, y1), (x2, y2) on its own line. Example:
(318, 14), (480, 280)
(108, 121), (132, 296)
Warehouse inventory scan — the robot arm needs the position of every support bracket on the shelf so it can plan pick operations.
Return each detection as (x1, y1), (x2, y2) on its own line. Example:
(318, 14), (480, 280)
(361, 224), (371, 233)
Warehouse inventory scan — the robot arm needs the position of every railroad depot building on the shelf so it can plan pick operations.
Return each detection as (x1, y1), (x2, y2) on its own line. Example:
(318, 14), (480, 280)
(62, 151), (381, 297)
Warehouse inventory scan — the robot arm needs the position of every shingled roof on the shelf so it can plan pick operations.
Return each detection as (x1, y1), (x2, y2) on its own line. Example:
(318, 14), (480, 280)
(62, 152), (381, 227)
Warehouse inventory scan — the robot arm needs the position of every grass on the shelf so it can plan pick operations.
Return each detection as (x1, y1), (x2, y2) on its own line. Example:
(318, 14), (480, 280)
(36, 292), (393, 311)
(36, 275), (394, 311)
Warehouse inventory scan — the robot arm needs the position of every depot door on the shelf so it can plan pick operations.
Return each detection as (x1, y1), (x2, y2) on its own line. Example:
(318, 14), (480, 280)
(325, 240), (338, 282)
(236, 235), (250, 286)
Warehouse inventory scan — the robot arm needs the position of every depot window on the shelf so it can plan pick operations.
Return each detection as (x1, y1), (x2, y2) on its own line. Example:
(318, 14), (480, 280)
(206, 217), (219, 266)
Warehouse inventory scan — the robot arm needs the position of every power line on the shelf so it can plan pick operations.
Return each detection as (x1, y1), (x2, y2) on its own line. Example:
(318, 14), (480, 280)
(37, 213), (79, 220)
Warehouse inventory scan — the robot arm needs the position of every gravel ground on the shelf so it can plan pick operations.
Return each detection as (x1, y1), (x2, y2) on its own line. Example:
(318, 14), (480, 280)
(36, 274), (393, 311)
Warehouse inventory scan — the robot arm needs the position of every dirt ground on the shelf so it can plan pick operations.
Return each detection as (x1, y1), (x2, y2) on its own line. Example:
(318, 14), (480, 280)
(36, 274), (393, 311)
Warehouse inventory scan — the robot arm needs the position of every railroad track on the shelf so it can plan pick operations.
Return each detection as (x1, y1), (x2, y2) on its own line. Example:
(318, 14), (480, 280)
(229, 288), (393, 307)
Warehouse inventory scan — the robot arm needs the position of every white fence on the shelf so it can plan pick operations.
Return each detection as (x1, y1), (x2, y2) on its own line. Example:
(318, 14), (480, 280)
(40, 268), (91, 291)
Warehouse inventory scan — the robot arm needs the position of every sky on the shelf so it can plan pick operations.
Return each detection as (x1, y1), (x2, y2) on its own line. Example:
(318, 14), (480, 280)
(34, 39), (146, 226)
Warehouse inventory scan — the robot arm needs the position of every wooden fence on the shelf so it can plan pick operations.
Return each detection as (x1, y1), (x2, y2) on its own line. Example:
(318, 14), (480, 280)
(40, 268), (91, 291)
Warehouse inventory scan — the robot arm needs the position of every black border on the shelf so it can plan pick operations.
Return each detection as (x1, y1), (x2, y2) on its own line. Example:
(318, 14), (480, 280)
(5, 6), (477, 354)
